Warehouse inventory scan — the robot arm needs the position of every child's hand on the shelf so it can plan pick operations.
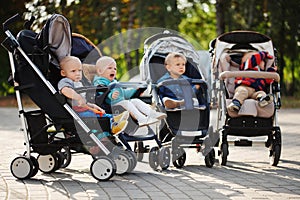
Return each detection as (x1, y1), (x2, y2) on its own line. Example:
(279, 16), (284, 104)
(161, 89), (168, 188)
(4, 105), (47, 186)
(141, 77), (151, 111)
(111, 91), (119, 99)
(262, 51), (273, 59)
(92, 104), (106, 113)
(77, 96), (87, 107)
(87, 103), (106, 114)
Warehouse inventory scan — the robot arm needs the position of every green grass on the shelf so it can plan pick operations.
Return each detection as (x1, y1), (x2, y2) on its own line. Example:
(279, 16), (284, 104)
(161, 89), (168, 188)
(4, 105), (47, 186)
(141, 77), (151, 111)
(280, 96), (300, 109)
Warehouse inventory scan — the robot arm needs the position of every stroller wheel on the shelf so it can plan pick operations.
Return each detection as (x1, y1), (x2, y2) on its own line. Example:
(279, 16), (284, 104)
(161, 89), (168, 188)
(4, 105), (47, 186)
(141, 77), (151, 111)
(134, 141), (144, 161)
(158, 147), (171, 170)
(10, 156), (34, 180)
(204, 148), (215, 168)
(29, 156), (39, 178)
(270, 144), (281, 166)
(270, 128), (281, 166)
(59, 146), (72, 168)
(124, 150), (137, 173)
(90, 156), (116, 181)
(172, 147), (186, 168)
(114, 152), (131, 175)
(149, 146), (159, 170)
(219, 143), (228, 166)
(37, 154), (59, 173)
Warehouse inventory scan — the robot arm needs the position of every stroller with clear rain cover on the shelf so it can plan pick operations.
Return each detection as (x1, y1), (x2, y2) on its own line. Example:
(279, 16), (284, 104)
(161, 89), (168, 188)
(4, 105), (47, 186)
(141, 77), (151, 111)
(209, 31), (282, 166)
(82, 65), (171, 171)
(1, 13), (137, 181)
(139, 31), (218, 168)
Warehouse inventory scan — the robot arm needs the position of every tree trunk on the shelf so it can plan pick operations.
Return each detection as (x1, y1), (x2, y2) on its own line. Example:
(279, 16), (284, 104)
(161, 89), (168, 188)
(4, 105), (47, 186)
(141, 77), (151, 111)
(215, 0), (225, 36)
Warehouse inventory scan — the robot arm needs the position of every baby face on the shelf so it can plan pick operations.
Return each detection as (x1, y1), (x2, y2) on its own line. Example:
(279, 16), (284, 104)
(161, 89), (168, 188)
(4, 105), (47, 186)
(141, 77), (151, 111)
(101, 63), (117, 81)
(166, 57), (186, 78)
(61, 60), (82, 82)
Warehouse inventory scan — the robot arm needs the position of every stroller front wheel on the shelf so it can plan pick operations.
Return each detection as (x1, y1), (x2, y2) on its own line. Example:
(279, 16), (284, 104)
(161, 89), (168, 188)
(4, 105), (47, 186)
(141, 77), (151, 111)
(172, 147), (186, 168)
(10, 156), (34, 179)
(158, 146), (171, 170)
(204, 148), (215, 168)
(90, 156), (116, 181)
(219, 143), (228, 166)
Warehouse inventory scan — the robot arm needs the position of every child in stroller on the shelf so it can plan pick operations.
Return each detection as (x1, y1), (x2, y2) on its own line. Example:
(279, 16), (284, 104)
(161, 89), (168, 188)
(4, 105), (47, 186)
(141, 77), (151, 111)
(58, 56), (129, 136)
(227, 51), (277, 112)
(58, 55), (130, 155)
(92, 56), (171, 170)
(157, 52), (206, 110)
(93, 56), (166, 127)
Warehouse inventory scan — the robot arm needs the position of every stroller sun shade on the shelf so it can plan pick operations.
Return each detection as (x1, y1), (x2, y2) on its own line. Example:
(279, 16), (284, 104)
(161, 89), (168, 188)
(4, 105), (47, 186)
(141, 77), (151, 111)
(37, 14), (72, 67)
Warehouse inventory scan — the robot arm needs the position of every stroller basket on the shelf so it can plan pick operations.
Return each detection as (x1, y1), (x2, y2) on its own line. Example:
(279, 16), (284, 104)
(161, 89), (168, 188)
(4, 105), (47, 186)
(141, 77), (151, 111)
(24, 110), (63, 155)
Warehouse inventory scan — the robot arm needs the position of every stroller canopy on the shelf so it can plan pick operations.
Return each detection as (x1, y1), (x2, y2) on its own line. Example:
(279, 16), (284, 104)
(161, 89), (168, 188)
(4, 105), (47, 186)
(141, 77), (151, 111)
(211, 31), (275, 70)
(140, 31), (208, 83)
(37, 14), (72, 67)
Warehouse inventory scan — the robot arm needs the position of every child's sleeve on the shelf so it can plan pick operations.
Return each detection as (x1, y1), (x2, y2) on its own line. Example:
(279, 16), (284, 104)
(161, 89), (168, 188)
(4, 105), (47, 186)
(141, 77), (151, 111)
(124, 88), (137, 99)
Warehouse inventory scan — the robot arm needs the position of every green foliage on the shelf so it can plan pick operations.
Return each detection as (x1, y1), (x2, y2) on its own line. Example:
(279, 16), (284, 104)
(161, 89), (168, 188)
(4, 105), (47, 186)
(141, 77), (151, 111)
(178, 2), (217, 50)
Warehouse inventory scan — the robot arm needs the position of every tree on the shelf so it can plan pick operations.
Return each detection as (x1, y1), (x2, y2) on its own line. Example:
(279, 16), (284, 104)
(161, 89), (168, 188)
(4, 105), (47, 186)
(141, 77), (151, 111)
(0, 0), (32, 95)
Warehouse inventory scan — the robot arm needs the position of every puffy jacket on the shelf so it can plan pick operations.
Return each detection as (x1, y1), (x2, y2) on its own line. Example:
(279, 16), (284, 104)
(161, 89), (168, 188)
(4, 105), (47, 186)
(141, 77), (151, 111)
(235, 51), (277, 91)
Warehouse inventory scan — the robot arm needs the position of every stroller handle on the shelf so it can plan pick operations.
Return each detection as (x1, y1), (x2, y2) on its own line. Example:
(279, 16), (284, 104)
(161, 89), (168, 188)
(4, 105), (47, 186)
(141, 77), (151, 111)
(219, 71), (280, 82)
(3, 13), (22, 32)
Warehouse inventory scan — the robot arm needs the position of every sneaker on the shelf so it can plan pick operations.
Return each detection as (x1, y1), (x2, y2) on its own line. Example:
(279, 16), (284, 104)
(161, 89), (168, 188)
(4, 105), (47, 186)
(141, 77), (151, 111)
(138, 117), (159, 127)
(113, 111), (130, 123)
(192, 98), (206, 110)
(227, 99), (241, 112)
(111, 120), (128, 135)
(196, 104), (207, 110)
(258, 94), (274, 107)
(150, 111), (167, 120)
(163, 97), (185, 109)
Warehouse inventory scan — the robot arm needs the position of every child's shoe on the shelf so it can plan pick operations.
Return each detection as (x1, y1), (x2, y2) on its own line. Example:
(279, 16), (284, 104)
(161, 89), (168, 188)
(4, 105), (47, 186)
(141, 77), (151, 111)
(227, 99), (241, 112)
(258, 94), (274, 107)
(113, 111), (130, 123)
(138, 117), (159, 127)
(197, 105), (207, 110)
(111, 120), (128, 135)
(192, 98), (206, 110)
(163, 97), (185, 109)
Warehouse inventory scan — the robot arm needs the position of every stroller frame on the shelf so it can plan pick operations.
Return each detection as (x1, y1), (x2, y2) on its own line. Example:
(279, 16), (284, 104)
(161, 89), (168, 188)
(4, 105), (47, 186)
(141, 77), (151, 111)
(2, 14), (118, 181)
(210, 30), (282, 166)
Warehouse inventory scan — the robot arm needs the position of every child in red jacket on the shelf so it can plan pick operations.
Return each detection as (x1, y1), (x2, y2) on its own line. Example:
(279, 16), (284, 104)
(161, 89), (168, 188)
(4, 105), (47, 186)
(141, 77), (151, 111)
(227, 51), (277, 112)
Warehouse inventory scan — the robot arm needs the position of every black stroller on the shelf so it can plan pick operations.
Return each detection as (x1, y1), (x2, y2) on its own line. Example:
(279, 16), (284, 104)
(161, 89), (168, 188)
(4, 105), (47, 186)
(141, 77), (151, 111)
(1, 13), (135, 181)
(210, 31), (282, 166)
(139, 31), (217, 168)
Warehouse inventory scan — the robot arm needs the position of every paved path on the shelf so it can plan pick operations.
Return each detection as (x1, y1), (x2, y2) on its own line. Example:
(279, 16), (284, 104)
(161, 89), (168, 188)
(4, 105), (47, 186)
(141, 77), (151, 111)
(0, 107), (300, 199)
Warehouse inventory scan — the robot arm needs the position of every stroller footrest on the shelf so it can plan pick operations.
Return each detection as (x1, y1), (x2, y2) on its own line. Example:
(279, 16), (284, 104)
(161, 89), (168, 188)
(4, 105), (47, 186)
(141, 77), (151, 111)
(234, 139), (252, 146)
